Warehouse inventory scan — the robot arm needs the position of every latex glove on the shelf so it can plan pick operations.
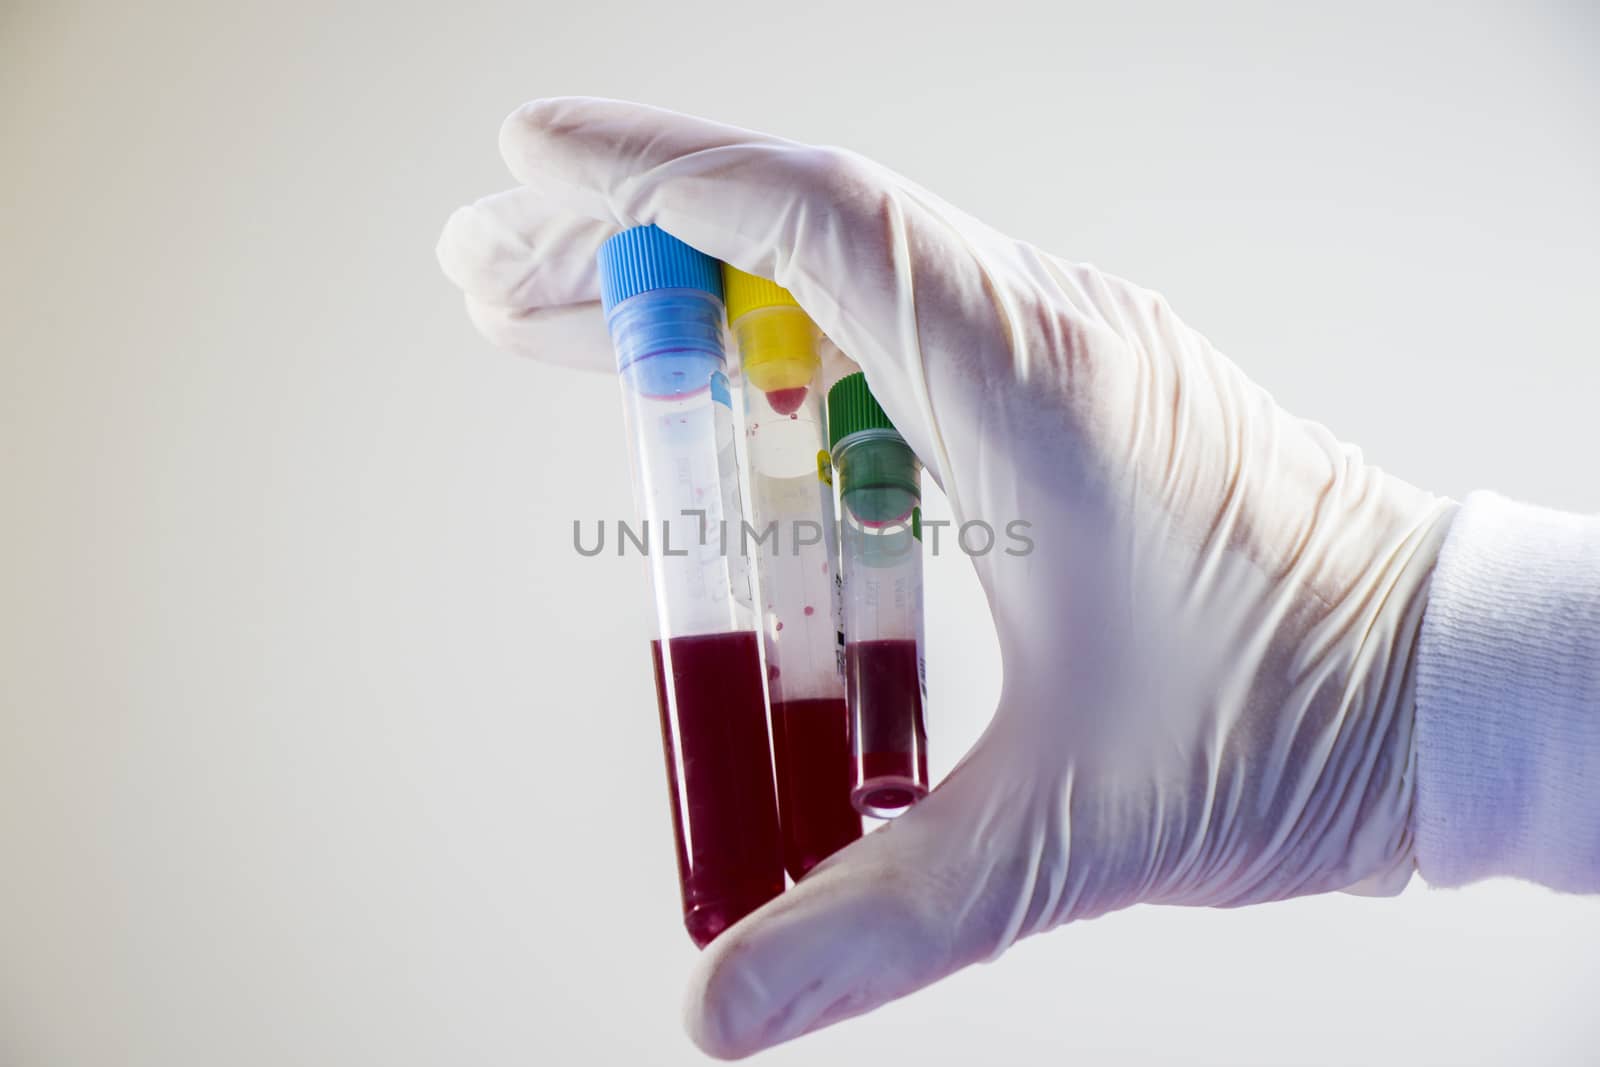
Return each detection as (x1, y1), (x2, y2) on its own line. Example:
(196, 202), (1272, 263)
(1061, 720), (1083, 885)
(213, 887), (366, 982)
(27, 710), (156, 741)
(437, 98), (1457, 1059)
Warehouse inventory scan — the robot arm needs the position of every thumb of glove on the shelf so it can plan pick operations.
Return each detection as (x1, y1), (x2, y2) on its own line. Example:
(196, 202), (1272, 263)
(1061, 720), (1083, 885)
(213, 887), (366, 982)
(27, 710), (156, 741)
(684, 734), (1043, 1059)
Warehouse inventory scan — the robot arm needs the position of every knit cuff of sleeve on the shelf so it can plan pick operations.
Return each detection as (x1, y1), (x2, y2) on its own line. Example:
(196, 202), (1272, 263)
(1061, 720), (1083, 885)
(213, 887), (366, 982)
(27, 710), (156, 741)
(1414, 490), (1600, 891)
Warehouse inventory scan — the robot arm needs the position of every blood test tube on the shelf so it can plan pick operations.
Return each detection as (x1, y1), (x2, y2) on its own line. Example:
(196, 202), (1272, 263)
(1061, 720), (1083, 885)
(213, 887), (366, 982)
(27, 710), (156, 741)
(597, 227), (784, 947)
(723, 267), (861, 880)
(828, 372), (930, 817)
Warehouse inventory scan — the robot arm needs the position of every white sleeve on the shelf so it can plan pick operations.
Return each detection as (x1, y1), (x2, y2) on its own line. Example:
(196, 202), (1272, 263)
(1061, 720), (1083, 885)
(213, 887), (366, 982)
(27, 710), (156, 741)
(1414, 491), (1600, 891)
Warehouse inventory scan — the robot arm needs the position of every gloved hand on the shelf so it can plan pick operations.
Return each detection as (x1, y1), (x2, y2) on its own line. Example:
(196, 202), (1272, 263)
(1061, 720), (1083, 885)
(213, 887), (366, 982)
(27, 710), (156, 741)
(437, 98), (1457, 1059)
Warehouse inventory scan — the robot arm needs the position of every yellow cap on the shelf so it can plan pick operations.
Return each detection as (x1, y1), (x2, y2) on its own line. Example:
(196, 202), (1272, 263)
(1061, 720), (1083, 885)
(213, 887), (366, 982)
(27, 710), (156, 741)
(721, 265), (818, 395)
(721, 265), (800, 321)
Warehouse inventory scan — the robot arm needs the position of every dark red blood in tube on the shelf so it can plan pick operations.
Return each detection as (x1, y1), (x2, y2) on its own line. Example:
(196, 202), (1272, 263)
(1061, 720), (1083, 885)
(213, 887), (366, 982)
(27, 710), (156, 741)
(770, 698), (862, 879)
(651, 631), (785, 946)
(845, 638), (930, 816)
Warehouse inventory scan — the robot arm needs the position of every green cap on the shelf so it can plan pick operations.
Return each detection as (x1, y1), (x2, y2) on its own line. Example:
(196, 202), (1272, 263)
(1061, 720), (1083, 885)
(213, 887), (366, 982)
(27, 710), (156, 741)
(827, 372), (901, 449)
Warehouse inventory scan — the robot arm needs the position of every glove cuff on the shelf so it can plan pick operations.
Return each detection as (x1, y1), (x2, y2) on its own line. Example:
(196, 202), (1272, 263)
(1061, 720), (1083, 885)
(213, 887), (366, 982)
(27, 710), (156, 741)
(1414, 491), (1600, 890)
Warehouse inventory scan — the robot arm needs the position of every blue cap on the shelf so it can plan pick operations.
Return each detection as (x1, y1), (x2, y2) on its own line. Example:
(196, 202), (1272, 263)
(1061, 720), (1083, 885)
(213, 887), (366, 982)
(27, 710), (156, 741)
(596, 225), (722, 313)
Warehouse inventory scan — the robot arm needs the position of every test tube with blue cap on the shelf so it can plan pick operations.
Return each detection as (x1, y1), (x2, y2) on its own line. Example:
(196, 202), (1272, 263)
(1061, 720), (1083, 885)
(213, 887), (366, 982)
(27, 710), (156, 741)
(597, 225), (784, 947)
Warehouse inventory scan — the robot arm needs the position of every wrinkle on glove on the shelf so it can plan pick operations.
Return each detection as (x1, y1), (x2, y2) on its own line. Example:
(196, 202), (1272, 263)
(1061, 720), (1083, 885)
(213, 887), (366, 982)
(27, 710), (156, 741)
(438, 98), (1459, 1060)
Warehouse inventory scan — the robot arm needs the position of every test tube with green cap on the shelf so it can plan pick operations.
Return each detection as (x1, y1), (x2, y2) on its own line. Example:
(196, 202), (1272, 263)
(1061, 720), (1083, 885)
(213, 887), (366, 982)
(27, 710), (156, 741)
(723, 267), (861, 879)
(597, 225), (783, 946)
(827, 372), (930, 817)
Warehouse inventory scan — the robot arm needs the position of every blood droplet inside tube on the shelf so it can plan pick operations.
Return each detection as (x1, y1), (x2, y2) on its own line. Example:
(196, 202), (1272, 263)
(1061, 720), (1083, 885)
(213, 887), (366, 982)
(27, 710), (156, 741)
(765, 387), (808, 416)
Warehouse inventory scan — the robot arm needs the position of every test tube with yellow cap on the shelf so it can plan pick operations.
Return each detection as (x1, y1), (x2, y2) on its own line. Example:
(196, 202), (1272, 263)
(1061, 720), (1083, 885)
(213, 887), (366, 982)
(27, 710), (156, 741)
(723, 266), (862, 879)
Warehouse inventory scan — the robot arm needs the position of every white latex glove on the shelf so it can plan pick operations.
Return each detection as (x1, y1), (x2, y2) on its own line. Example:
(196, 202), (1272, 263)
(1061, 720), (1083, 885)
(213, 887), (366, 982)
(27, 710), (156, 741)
(437, 98), (1457, 1059)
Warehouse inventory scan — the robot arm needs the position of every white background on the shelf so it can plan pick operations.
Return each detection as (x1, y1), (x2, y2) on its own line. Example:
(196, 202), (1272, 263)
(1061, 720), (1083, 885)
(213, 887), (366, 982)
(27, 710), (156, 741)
(3, 1), (1598, 1064)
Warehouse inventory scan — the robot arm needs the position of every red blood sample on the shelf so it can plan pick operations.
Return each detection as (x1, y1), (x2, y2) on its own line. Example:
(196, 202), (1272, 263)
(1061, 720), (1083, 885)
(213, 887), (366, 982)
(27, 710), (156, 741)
(845, 638), (930, 816)
(650, 631), (785, 947)
(765, 386), (809, 416)
(770, 698), (862, 880)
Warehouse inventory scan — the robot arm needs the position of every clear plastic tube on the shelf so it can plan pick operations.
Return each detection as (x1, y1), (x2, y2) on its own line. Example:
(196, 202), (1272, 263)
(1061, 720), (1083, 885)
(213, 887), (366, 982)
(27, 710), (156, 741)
(830, 376), (929, 818)
(727, 279), (861, 879)
(600, 231), (784, 947)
